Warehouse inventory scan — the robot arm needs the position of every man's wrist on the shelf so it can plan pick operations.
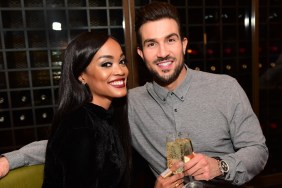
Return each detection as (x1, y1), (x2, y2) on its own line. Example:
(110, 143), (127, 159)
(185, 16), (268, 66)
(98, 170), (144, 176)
(212, 157), (229, 178)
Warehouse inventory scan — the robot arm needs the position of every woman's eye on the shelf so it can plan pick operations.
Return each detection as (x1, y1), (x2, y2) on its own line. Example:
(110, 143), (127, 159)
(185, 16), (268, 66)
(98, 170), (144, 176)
(120, 59), (127, 65)
(101, 62), (112, 67)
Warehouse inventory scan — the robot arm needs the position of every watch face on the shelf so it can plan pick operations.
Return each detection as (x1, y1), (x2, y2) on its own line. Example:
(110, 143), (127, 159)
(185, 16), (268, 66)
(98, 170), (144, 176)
(220, 160), (229, 172)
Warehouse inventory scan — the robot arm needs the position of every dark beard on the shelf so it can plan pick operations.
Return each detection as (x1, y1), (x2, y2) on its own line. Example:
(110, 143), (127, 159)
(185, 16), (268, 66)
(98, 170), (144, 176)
(147, 61), (184, 86)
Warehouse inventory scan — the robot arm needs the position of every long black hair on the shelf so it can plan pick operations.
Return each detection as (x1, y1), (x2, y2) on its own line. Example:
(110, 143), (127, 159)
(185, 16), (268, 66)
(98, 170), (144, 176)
(51, 31), (132, 187)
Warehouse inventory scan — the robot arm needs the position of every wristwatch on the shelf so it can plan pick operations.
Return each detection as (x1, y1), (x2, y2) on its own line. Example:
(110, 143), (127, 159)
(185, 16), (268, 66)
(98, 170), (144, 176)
(213, 157), (229, 177)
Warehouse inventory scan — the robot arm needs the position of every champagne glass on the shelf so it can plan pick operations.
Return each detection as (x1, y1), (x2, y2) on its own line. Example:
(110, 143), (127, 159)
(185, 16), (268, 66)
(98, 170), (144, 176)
(177, 132), (203, 188)
(176, 132), (193, 163)
(166, 132), (183, 174)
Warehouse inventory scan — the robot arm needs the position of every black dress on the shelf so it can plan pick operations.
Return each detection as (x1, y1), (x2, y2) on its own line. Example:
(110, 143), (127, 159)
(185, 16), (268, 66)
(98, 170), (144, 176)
(42, 103), (126, 188)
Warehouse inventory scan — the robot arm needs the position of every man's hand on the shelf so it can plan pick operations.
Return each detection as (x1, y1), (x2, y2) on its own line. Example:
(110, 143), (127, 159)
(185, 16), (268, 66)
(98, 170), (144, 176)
(155, 162), (185, 188)
(183, 153), (222, 181)
(0, 156), (10, 178)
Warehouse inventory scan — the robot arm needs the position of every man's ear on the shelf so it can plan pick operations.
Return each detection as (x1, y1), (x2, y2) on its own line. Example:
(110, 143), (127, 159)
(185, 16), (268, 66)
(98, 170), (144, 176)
(182, 37), (188, 54)
(137, 47), (144, 60)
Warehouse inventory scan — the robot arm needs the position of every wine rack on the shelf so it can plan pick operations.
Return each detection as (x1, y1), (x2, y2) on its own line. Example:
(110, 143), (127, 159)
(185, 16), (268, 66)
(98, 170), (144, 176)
(0, 0), (124, 153)
(0, 0), (281, 176)
(134, 0), (282, 175)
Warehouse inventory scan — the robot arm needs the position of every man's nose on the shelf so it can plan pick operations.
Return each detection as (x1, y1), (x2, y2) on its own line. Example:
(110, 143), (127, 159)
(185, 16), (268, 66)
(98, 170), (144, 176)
(157, 43), (169, 58)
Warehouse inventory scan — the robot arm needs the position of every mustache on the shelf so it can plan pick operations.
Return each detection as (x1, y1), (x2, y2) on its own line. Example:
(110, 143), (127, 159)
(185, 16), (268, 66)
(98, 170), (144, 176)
(153, 56), (176, 64)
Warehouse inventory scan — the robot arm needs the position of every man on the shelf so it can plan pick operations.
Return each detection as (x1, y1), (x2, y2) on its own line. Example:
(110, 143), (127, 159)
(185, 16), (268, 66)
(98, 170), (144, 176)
(0, 2), (268, 188)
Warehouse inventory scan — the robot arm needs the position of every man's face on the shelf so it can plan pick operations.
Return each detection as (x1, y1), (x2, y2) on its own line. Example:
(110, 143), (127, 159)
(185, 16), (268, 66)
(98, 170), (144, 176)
(137, 18), (188, 86)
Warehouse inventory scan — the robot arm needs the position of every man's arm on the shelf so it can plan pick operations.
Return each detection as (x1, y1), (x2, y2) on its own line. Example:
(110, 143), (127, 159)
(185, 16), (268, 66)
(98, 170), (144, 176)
(221, 79), (269, 185)
(0, 140), (47, 178)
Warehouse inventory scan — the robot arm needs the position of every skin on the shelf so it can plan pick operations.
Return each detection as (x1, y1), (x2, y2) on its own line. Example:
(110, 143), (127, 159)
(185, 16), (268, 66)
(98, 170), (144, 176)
(0, 157), (9, 178)
(137, 18), (221, 187)
(79, 38), (128, 110)
(155, 163), (185, 188)
(137, 18), (187, 91)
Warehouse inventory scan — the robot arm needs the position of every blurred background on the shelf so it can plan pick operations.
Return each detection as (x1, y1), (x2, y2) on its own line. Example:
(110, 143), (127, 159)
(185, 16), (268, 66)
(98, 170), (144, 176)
(0, 0), (281, 185)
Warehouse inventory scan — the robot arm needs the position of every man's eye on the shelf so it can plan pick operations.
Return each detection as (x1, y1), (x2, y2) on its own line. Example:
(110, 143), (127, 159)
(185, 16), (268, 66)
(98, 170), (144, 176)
(101, 62), (112, 67)
(147, 42), (155, 47)
(168, 38), (176, 43)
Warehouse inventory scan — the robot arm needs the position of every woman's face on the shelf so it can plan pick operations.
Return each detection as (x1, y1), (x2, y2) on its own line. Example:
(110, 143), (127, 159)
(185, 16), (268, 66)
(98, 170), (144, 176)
(79, 38), (128, 109)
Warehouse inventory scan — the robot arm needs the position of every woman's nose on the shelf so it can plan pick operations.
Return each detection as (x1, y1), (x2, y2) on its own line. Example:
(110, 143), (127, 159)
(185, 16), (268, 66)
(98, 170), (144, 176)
(113, 64), (127, 75)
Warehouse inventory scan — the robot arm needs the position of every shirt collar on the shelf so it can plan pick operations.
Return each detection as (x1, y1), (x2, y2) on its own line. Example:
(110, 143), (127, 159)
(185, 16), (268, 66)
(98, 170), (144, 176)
(147, 65), (193, 102)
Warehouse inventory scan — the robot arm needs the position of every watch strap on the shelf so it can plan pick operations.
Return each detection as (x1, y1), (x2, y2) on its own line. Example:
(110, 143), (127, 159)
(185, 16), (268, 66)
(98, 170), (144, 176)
(212, 157), (229, 177)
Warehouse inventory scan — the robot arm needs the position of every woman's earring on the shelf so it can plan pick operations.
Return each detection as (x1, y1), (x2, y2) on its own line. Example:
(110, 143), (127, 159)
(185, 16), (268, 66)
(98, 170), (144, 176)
(79, 77), (86, 85)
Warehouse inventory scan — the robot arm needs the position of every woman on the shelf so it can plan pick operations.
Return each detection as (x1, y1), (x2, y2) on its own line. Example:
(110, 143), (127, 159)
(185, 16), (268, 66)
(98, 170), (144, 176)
(42, 32), (131, 188)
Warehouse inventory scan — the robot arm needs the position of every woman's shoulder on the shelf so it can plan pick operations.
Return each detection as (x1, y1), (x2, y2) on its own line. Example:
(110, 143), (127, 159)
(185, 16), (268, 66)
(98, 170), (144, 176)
(48, 106), (98, 148)
(51, 106), (93, 138)
(63, 106), (88, 125)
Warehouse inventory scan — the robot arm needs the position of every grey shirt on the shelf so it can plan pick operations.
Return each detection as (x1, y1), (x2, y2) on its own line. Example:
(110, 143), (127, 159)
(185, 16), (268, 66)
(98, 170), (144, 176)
(128, 68), (268, 186)
(3, 140), (47, 169)
(2, 68), (268, 186)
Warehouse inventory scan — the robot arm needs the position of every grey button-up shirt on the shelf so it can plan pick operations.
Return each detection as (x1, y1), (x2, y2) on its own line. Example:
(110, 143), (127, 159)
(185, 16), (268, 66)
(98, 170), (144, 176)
(128, 68), (268, 186)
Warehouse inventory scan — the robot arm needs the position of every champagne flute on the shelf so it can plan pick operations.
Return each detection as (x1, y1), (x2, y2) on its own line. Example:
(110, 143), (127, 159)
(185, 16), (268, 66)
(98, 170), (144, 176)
(166, 132), (183, 174)
(176, 132), (193, 163)
(177, 132), (203, 188)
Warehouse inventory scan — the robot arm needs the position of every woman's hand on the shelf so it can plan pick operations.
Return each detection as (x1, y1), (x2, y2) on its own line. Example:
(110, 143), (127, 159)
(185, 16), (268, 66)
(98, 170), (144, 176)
(0, 157), (10, 178)
(154, 162), (185, 188)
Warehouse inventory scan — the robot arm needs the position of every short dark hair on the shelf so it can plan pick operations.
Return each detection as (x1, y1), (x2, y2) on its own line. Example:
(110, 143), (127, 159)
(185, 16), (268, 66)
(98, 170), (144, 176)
(135, 2), (182, 48)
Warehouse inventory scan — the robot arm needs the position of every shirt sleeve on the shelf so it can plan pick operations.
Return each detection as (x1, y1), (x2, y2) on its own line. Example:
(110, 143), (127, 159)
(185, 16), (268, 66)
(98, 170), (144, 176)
(2, 140), (47, 170)
(222, 79), (269, 185)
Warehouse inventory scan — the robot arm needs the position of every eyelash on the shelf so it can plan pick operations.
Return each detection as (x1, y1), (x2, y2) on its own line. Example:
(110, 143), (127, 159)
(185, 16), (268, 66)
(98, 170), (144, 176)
(120, 59), (127, 65)
(101, 62), (112, 67)
(101, 59), (127, 67)
(147, 42), (155, 47)
(146, 38), (177, 48)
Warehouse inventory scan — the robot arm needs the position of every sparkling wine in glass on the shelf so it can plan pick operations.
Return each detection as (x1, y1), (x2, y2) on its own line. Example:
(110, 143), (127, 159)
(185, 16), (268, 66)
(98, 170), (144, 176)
(177, 132), (203, 188)
(166, 132), (183, 174)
